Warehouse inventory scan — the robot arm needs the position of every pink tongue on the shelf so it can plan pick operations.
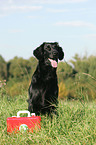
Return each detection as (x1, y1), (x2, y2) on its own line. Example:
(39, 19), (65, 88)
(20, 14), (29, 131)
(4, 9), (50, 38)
(49, 59), (57, 68)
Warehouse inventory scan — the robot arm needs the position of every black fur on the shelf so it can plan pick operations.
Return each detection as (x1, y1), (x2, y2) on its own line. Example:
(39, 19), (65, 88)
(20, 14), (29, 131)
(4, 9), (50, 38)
(28, 42), (64, 115)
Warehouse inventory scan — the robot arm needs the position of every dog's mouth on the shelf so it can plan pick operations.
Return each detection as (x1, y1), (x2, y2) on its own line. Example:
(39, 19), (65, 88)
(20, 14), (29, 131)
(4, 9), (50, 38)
(48, 58), (57, 68)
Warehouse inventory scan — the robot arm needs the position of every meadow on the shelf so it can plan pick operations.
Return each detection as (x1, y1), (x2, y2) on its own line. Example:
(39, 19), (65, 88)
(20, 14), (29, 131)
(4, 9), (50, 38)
(0, 49), (96, 145)
(0, 93), (96, 145)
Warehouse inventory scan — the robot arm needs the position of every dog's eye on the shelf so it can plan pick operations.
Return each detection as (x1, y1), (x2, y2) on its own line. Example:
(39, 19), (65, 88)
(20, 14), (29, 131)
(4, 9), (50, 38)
(47, 45), (51, 51)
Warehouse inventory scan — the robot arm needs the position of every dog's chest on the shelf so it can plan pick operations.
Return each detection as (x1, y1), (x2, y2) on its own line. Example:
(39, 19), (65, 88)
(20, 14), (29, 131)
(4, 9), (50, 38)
(41, 80), (58, 97)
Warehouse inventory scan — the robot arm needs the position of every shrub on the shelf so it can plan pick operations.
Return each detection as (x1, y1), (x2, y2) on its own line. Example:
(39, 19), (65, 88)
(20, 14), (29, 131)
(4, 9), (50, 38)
(59, 82), (68, 100)
(6, 81), (29, 97)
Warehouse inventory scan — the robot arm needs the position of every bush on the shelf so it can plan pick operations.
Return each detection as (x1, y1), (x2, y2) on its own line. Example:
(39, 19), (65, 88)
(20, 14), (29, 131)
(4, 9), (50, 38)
(6, 81), (29, 97)
(59, 82), (68, 100)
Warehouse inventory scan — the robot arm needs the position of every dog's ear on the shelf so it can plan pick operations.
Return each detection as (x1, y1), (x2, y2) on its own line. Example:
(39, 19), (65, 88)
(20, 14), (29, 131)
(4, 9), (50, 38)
(33, 43), (45, 61)
(58, 46), (64, 60)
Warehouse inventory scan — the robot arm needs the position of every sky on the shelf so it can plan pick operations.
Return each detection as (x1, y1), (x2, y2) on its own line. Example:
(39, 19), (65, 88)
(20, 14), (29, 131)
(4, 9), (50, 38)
(0, 0), (96, 62)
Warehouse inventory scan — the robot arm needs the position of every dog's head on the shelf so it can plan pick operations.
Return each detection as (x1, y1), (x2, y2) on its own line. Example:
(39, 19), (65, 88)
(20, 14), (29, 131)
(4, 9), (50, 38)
(33, 42), (64, 68)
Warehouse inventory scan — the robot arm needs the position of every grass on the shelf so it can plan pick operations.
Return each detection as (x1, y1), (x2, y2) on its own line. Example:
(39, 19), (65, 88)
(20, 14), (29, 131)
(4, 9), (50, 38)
(0, 93), (96, 145)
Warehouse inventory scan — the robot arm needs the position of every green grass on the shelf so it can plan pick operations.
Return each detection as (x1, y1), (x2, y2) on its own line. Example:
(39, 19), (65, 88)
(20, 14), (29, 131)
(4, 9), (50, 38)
(0, 94), (96, 145)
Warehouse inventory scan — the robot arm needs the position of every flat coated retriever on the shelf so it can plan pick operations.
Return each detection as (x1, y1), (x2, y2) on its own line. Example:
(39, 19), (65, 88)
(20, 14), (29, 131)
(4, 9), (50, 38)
(28, 42), (64, 115)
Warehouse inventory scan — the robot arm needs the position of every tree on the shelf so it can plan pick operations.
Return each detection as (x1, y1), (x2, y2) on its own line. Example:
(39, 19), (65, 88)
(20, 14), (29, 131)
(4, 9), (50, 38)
(0, 55), (7, 80)
(57, 61), (77, 83)
(8, 57), (32, 79)
(88, 55), (96, 78)
(70, 54), (96, 100)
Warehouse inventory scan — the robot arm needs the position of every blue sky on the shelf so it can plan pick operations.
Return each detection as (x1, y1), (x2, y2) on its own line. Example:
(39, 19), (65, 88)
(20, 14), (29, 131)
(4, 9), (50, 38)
(0, 0), (96, 62)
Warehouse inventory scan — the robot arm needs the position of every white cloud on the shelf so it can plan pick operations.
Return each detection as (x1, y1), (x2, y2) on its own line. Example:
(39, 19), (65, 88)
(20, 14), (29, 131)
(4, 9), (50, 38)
(21, 0), (87, 4)
(2, 5), (42, 12)
(65, 0), (87, 2)
(0, 14), (7, 17)
(0, 0), (88, 17)
(8, 0), (13, 4)
(9, 29), (24, 33)
(55, 21), (96, 29)
(85, 34), (96, 39)
(47, 8), (69, 13)
(0, 0), (87, 5)
(47, 8), (87, 13)
(0, 4), (43, 17)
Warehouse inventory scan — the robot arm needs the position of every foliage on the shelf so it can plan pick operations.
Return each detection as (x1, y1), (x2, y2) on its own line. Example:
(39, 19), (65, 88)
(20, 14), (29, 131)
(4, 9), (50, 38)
(74, 72), (96, 100)
(6, 81), (28, 97)
(88, 55), (96, 78)
(57, 62), (76, 83)
(0, 55), (7, 80)
(0, 54), (96, 100)
(0, 80), (6, 97)
(69, 54), (96, 100)
(8, 56), (37, 79)
(0, 93), (96, 145)
(59, 82), (68, 99)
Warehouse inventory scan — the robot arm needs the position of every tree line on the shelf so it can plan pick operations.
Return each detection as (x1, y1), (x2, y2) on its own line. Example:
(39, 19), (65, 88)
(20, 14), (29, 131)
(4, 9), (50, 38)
(0, 54), (96, 100)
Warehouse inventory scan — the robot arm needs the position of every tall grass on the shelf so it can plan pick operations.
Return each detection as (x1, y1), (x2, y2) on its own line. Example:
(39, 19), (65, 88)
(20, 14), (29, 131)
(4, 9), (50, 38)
(0, 93), (96, 145)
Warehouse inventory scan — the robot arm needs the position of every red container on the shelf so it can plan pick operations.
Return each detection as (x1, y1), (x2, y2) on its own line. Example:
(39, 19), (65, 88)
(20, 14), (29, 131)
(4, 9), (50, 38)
(7, 111), (41, 133)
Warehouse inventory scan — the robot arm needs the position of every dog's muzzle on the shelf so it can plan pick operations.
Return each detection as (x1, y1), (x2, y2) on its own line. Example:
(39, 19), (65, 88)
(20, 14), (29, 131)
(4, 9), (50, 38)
(48, 58), (57, 68)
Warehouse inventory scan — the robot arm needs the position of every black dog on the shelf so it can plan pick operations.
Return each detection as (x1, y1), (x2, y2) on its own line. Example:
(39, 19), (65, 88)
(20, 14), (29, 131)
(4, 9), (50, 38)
(28, 42), (64, 115)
